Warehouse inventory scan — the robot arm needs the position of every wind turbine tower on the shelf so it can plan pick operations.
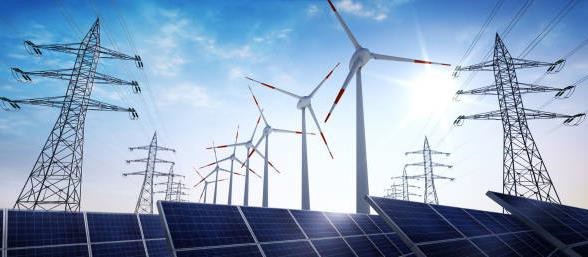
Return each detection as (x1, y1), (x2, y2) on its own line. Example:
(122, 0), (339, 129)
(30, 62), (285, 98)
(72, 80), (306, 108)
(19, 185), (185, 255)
(323, 0), (451, 213)
(245, 86), (312, 208)
(206, 117), (263, 206)
(246, 62), (339, 210)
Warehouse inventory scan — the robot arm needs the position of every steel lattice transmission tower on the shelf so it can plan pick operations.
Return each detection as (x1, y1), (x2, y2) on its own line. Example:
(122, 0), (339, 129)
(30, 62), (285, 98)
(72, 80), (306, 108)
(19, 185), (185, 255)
(156, 164), (189, 202)
(454, 34), (585, 203)
(384, 182), (403, 200)
(0, 19), (142, 212)
(124, 132), (175, 214)
(404, 137), (453, 205)
(391, 167), (420, 201)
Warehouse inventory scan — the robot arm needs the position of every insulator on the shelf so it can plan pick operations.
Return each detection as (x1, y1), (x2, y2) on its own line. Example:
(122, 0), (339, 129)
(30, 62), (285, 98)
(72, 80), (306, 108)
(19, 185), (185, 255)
(554, 86), (575, 99)
(135, 55), (143, 69)
(546, 59), (565, 74)
(453, 116), (465, 126)
(24, 41), (42, 56)
(11, 68), (32, 83)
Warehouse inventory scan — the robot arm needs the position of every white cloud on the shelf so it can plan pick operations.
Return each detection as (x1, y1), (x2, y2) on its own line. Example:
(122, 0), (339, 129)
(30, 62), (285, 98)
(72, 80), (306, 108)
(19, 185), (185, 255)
(252, 28), (292, 44)
(159, 83), (211, 107)
(307, 4), (320, 17)
(333, 0), (412, 21)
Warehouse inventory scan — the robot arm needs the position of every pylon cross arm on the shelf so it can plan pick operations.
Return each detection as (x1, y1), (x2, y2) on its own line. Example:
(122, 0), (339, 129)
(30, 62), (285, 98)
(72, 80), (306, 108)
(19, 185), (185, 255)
(24, 40), (81, 56)
(455, 60), (494, 72)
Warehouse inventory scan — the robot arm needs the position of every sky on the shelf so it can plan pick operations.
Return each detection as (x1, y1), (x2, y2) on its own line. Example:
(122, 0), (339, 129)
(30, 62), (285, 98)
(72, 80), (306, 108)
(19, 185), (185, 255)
(0, 0), (587, 214)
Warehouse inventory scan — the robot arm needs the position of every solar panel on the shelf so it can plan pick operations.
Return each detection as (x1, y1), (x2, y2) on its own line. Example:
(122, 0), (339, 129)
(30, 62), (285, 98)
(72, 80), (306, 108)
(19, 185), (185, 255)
(158, 201), (413, 257)
(87, 213), (142, 242)
(7, 210), (87, 248)
(1, 209), (170, 257)
(261, 241), (319, 257)
(488, 191), (588, 256)
(366, 195), (561, 257)
(240, 206), (305, 242)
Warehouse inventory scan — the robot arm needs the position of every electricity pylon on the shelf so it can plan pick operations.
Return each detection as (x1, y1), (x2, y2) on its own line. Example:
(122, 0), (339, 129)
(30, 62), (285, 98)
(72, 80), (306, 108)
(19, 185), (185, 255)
(391, 167), (421, 201)
(124, 132), (175, 214)
(404, 137), (453, 205)
(156, 164), (188, 202)
(1, 18), (141, 212)
(384, 182), (403, 200)
(453, 34), (585, 203)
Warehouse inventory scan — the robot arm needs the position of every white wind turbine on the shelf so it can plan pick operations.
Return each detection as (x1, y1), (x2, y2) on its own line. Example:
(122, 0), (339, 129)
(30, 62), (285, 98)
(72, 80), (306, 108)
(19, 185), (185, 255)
(196, 141), (243, 204)
(245, 62), (339, 210)
(244, 86), (314, 207)
(201, 126), (261, 205)
(206, 115), (268, 206)
(194, 168), (227, 203)
(323, 0), (451, 213)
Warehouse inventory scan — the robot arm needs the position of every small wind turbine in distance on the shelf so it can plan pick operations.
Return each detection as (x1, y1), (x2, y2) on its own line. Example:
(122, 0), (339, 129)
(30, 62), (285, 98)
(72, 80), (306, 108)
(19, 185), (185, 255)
(246, 62), (339, 210)
(197, 141), (244, 204)
(244, 86), (315, 208)
(324, 0), (451, 214)
(194, 168), (227, 203)
(202, 125), (261, 205)
(207, 115), (265, 206)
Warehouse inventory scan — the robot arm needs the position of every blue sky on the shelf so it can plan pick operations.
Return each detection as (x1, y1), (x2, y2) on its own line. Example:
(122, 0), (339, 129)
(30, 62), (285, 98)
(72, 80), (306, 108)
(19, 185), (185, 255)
(0, 0), (587, 213)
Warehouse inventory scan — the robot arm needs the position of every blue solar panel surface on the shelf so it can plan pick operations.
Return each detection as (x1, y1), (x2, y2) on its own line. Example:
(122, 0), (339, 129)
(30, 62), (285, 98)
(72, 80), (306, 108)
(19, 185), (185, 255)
(159, 201), (254, 249)
(91, 241), (146, 257)
(7, 211), (87, 248)
(311, 238), (355, 257)
(241, 206), (305, 242)
(175, 245), (263, 257)
(366, 195), (564, 257)
(158, 201), (412, 257)
(87, 213), (142, 242)
(6, 245), (89, 257)
(140, 214), (166, 239)
(261, 241), (319, 257)
(1, 209), (170, 257)
(289, 210), (339, 239)
(488, 191), (588, 256)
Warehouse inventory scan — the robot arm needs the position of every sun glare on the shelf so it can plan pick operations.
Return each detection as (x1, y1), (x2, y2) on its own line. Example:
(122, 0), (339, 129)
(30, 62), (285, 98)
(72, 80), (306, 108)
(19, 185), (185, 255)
(407, 68), (457, 118)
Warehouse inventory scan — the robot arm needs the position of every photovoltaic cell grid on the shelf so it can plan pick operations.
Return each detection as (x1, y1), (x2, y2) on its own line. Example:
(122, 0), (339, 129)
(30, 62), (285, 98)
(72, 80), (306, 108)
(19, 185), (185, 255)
(0, 209), (171, 257)
(487, 191), (588, 257)
(158, 201), (414, 257)
(366, 196), (564, 257)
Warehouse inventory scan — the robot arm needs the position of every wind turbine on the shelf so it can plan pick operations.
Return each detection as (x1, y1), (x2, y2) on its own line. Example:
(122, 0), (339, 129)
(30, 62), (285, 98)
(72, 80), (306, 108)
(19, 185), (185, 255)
(202, 126), (261, 205)
(197, 142), (243, 204)
(245, 86), (314, 207)
(194, 168), (227, 203)
(323, 0), (451, 213)
(206, 115), (267, 206)
(245, 62), (339, 210)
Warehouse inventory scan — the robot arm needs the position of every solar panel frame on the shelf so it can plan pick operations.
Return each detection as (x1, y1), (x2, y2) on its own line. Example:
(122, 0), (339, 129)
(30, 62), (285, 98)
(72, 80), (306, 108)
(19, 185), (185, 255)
(366, 195), (562, 257)
(487, 191), (587, 257)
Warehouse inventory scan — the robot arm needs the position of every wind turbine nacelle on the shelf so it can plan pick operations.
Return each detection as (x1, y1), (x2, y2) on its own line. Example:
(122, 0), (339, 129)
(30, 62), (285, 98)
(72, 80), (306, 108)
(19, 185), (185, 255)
(297, 97), (311, 109)
(350, 48), (371, 69)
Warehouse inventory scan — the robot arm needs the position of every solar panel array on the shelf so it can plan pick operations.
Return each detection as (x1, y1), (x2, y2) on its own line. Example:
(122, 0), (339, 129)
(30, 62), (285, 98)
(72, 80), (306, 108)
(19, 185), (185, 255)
(487, 191), (588, 257)
(365, 196), (567, 257)
(157, 201), (414, 257)
(0, 209), (171, 257)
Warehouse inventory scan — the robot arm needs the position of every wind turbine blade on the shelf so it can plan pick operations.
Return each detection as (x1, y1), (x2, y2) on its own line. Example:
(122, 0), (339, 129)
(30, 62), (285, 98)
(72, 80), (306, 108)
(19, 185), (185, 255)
(371, 53), (451, 66)
(212, 141), (219, 162)
(199, 188), (205, 201)
(235, 157), (262, 178)
(220, 168), (244, 176)
(250, 148), (281, 174)
(199, 161), (217, 169)
(310, 62), (340, 97)
(324, 63), (359, 122)
(206, 142), (248, 149)
(241, 135), (265, 168)
(194, 170), (215, 187)
(309, 105), (334, 159)
(274, 128), (316, 135)
(246, 76), (301, 99)
(326, 0), (361, 49)
(248, 86), (269, 125)
(251, 115), (262, 141)
(193, 167), (205, 179)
